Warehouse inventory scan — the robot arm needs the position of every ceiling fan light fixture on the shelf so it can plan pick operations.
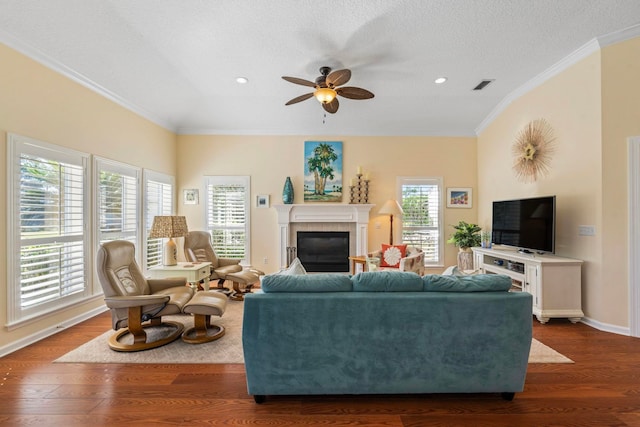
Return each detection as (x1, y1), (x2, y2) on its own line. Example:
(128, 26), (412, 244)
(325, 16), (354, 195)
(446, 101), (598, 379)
(314, 87), (336, 104)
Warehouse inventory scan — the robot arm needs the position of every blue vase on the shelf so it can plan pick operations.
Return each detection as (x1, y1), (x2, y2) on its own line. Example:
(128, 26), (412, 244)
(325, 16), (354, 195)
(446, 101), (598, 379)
(282, 176), (294, 204)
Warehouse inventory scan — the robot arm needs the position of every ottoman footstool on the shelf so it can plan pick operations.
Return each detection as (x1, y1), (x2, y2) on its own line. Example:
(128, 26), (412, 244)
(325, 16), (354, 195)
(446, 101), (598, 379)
(226, 269), (264, 301)
(182, 291), (227, 344)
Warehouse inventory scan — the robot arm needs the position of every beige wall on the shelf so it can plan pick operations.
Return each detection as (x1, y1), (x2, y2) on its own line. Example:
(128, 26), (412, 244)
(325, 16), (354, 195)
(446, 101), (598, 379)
(600, 37), (640, 328)
(176, 134), (478, 274)
(477, 41), (638, 328)
(0, 43), (177, 350)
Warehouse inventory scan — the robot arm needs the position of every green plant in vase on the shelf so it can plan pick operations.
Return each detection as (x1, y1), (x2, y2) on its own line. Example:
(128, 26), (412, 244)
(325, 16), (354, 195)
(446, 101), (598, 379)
(447, 221), (482, 251)
(447, 221), (482, 270)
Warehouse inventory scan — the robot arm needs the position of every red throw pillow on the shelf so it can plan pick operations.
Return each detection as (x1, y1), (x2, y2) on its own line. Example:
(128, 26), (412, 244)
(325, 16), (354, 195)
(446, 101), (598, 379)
(380, 244), (408, 268)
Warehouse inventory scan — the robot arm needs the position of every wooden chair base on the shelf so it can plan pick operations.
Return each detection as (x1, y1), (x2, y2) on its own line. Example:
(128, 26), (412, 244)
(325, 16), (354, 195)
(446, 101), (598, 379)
(182, 314), (226, 344)
(108, 320), (184, 352)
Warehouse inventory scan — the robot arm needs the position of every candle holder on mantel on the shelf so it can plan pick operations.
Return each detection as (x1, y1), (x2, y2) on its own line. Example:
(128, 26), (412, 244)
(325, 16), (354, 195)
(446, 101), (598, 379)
(349, 174), (370, 204)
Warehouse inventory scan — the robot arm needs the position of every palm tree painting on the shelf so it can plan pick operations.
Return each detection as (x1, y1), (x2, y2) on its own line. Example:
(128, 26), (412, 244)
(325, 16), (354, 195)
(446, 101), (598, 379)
(304, 141), (342, 202)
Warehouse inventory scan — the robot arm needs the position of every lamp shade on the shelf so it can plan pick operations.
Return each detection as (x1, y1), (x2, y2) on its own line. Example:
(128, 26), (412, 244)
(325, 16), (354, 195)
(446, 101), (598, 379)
(148, 216), (189, 239)
(378, 199), (404, 216)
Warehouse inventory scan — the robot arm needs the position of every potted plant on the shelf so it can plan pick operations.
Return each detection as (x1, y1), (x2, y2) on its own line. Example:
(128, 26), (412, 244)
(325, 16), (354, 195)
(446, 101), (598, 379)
(447, 221), (482, 270)
(447, 221), (482, 251)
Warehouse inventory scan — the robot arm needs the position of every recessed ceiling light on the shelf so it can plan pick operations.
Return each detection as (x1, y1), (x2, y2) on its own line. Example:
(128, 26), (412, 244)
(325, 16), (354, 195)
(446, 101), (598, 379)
(236, 77), (248, 84)
(434, 77), (447, 84)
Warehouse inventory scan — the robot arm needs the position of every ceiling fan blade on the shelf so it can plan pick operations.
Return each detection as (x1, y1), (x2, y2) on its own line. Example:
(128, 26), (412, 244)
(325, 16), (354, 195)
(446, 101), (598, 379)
(282, 76), (317, 88)
(326, 69), (351, 87)
(285, 93), (314, 105)
(336, 86), (375, 100)
(322, 98), (339, 114)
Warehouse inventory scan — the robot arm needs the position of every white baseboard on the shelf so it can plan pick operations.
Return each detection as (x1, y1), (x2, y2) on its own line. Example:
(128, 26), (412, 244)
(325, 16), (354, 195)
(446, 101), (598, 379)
(580, 316), (630, 336)
(0, 306), (108, 358)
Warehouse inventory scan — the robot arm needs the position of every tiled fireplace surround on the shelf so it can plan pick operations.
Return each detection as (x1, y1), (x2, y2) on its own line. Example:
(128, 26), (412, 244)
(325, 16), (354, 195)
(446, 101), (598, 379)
(274, 204), (375, 269)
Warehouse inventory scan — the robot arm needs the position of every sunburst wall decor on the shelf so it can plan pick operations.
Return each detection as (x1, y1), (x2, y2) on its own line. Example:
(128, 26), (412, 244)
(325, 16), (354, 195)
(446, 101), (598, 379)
(512, 118), (556, 183)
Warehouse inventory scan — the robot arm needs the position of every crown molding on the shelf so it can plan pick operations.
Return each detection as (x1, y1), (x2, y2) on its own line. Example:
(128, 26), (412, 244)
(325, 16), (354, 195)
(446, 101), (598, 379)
(598, 22), (640, 48)
(0, 29), (176, 133)
(475, 23), (640, 136)
(475, 38), (600, 135)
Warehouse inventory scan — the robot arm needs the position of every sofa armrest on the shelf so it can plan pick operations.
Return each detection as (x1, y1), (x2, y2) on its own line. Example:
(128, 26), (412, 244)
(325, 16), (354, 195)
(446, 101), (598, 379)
(104, 294), (170, 309)
(218, 258), (241, 267)
(148, 277), (188, 292)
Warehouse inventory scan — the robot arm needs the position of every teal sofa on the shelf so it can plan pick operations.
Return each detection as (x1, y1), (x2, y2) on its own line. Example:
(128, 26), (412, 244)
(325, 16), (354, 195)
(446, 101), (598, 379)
(242, 271), (532, 403)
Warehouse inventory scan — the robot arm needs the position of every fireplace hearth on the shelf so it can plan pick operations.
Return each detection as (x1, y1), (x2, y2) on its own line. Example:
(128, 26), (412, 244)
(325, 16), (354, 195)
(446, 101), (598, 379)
(297, 231), (349, 272)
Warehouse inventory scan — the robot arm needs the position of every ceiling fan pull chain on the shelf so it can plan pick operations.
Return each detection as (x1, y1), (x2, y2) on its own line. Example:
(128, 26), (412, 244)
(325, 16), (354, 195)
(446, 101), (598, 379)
(323, 112), (326, 124)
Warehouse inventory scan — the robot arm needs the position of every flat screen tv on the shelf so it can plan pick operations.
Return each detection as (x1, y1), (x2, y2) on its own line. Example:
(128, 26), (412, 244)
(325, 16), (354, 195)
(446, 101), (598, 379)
(491, 196), (556, 254)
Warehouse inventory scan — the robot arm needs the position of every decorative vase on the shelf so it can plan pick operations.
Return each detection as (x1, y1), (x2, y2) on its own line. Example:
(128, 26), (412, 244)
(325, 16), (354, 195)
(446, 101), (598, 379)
(457, 247), (473, 270)
(282, 176), (294, 204)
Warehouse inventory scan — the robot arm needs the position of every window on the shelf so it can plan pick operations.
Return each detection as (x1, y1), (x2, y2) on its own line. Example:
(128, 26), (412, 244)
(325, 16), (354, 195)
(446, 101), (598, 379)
(95, 158), (141, 249)
(7, 134), (91, 324)
(398, 177), (443, 266)
(143, 170), (175, 270)
(204, 176), (250, 263)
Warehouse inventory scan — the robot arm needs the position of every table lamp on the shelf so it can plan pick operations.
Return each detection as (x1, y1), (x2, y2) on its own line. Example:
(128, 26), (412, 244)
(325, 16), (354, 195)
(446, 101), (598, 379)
(378, 199), (404, 245)
(148, 215), (189, 266)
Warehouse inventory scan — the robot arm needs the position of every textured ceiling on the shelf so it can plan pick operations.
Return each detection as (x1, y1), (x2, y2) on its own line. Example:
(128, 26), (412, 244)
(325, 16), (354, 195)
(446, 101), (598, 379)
(1, 0), (640, 136)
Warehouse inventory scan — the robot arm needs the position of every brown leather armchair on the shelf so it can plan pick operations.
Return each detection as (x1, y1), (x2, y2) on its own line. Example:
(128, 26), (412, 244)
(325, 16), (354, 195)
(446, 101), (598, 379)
(96, 240), (194, 352)
(184, 231), (242, 293)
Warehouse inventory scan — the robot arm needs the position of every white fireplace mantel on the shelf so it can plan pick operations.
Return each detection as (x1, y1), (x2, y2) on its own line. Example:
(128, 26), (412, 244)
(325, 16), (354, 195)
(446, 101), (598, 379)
(274, 204), (374, 268)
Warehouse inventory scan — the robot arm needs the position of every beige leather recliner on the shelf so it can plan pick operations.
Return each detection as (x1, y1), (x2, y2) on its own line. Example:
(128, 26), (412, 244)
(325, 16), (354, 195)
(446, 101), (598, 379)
(96, 240), (194, 352)
(184, 231), (243, 293)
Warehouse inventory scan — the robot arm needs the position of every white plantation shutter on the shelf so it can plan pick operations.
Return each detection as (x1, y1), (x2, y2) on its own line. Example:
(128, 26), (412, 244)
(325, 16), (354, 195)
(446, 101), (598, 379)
(205, 176), (250, 262)
(95, 158), (141, 247)
(398, 177), (443, 265)
(144, 171), (174, 269)
(7, 134), (90, 323)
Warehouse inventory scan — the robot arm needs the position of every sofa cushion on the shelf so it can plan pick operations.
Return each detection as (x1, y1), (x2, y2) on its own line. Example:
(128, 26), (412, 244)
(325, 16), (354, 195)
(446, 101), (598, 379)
(352, 271), (423, 292)
(423, 274), (512, 292)
(261, 273), (353, 293)
(275, 257), (307, 275)
(442, 265), (482, 276)
(380, 244), (408, 267)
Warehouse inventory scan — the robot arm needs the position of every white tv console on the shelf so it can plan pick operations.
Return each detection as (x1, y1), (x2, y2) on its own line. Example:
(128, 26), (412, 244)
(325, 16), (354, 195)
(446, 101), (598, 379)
(472, 247), (584, 324)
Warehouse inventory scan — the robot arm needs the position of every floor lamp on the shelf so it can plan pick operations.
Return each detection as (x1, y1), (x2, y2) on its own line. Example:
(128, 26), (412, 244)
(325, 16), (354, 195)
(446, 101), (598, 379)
(378, 200), (404, 245)
(149, 216), (189, 266)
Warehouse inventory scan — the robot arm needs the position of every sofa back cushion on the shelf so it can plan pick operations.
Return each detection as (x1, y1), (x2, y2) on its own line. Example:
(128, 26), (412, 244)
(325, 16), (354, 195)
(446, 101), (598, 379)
(423, 274), (512, 292)
(352, 271), (423, 292)
(261, 273), (353, 293)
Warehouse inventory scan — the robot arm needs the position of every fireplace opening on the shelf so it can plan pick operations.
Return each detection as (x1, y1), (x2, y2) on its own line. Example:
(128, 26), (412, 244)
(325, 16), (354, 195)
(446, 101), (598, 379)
(297, 231), (349, 272)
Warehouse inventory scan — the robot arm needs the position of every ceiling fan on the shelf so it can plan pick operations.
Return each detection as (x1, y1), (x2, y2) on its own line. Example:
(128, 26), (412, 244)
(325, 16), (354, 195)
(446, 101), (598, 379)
(282, 66), (374, 114)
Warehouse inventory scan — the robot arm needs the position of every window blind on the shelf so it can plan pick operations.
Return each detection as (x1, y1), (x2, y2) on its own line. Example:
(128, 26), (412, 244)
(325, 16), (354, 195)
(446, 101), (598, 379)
(400, 178), (443, 265)
(205, 176), (250, 261)
(96, 160), (140, 246)
(13, 141), (89, 314)
(145, 174), (174, 269)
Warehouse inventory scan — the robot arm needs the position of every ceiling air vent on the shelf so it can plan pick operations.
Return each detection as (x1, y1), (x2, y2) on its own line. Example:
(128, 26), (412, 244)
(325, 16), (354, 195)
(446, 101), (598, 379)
(473, 79), (495, 91)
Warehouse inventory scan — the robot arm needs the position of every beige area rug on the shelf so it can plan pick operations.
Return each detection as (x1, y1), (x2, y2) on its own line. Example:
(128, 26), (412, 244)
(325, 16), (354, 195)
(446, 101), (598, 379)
(55, 300), (572, 364)
(55, 300), (245, 364)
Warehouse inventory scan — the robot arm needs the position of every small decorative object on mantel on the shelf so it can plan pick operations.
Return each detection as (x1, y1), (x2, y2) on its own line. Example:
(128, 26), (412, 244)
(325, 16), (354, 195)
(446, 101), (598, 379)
(349, 165), (370, 204)
(282, 176), (294, 204)
(512, 118), (556, 183)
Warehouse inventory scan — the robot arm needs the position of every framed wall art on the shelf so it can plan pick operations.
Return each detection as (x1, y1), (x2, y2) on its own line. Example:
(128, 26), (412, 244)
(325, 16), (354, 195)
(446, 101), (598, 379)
(256, 194), (269, 208)
(303, 141), (343, 202)
(183, 189), (199, 205)
(447, 187), (472, 208)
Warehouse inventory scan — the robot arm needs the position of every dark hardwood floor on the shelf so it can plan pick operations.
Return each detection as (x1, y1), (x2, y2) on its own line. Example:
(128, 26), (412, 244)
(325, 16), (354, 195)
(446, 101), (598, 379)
(1, 312), (639, 426)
